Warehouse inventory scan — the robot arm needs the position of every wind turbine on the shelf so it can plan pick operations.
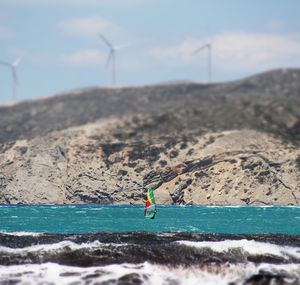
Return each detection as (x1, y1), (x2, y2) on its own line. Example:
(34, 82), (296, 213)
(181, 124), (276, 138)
(0, 55), (23, 103)
(192, 43), (212, 83)
(98, 33), (128, 86)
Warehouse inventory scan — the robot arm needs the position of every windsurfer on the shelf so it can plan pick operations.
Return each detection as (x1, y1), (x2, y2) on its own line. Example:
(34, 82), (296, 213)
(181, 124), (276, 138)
(144, 185), (157, 219)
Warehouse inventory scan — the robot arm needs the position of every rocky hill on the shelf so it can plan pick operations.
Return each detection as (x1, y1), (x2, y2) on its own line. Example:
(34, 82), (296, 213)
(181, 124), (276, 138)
(0, 68), (300, 205)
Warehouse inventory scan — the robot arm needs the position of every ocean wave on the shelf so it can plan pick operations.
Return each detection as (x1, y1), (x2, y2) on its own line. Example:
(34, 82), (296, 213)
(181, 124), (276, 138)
(1, 233), (300, 268)
(0, 231), (44, 236)
(0, 262), (299, 285)
(0, 240), (126, 254)
(177, 239), (300, 260)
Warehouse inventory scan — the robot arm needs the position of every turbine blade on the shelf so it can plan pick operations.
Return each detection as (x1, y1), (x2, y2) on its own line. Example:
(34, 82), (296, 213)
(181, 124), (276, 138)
(0, 60), (11, 67)
(106, 51), (113, 68)
(192, 44), (209, 55)
(13, 54), (24, 67)
(99, 33), (113, 48)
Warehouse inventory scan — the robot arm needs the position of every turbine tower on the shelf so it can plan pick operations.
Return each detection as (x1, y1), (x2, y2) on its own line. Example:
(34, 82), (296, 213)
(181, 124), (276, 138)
(0, 55), (23, 103)
(99, 33), (128, 86)
(192, 43), (212, 83)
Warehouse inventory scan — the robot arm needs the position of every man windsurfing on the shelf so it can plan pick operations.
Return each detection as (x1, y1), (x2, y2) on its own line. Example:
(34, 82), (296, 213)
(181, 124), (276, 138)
(144, 185), (157, 219)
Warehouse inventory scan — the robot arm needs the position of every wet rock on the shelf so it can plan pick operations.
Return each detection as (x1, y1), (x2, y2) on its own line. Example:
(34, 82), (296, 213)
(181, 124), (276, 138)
(118, 273), (143, 285)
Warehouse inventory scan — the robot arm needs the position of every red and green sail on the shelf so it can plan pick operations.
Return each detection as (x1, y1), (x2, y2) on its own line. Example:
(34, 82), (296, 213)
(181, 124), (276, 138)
(145, 185), (156, 219)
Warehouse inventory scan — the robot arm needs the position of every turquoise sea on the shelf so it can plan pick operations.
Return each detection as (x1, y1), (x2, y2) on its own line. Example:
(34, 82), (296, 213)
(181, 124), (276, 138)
(0, 204), (299, 234)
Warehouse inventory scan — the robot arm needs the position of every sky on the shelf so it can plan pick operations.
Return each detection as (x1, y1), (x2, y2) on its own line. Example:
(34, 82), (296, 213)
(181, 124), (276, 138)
(0, 0), (300, 103)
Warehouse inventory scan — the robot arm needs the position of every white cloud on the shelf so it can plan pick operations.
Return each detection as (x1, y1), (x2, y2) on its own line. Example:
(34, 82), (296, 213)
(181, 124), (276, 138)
(150, 32), (300, 72)
(61, 49), (107, 67)
(0, 0), (146, 5)
(58, 17), (126, 39)
(0, 26), (13, 40)
(214, 32), (300, 71)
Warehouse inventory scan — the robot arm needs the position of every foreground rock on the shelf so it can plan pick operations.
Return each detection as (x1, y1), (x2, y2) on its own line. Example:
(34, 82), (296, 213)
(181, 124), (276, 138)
(0, 68), (300, 205)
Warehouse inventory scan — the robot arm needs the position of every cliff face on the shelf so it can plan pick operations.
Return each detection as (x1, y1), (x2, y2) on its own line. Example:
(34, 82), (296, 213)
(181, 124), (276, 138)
(0, 68), (300, 205)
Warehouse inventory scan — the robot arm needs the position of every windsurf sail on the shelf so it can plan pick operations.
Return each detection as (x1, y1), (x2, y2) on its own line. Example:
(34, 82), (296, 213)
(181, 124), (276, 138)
(144, 185), (157, 219)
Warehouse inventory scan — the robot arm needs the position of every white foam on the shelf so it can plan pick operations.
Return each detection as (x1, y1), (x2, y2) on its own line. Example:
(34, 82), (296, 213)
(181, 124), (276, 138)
(89, 208), (104, 211)
(0, 262), (299, 285)
(0, 240), (126, 254)
(177, 239), (300, 259)
(0, 231), (43, 236)
(207, 205), (245, 208)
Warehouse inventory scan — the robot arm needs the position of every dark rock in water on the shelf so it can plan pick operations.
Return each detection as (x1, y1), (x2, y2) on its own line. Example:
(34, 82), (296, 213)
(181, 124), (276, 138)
(82, 272), (105, 280)
(1, 278), (22, 285)
(59, 272), (82, 277)
(244, 269), (298, 285)
(118, 273), (143, 285)
(0, 232), (299, 268)
(247, 254), (288, 264)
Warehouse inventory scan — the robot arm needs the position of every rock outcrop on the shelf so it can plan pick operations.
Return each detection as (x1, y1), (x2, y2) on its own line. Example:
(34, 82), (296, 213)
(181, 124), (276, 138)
(0, 68), (300, 205)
